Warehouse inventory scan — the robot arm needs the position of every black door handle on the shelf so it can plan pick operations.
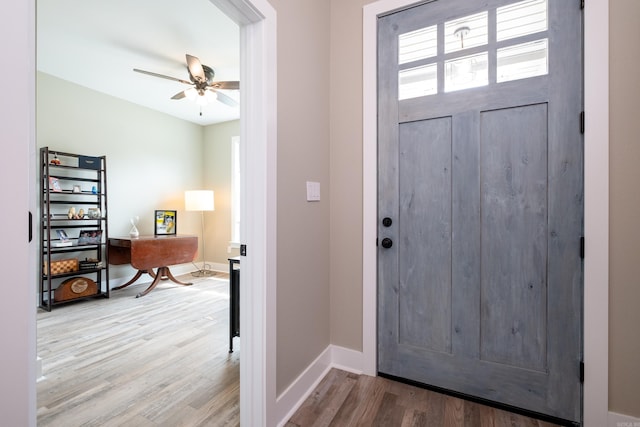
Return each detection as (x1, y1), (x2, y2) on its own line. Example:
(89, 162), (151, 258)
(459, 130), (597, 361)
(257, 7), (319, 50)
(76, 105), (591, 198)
(382, 217), (392, 227)
(381, 238), (393, 249)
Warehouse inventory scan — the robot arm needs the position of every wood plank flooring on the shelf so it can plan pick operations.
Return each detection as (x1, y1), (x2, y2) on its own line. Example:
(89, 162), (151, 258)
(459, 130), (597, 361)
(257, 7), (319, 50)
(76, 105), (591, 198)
(37, 273), (240, 427)
(38, 274), (564, 426)
(287, 369), (563, 427)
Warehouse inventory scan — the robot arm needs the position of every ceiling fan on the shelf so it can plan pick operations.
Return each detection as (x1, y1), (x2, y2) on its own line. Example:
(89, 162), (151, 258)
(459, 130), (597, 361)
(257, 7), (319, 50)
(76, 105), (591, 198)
(133, 54), (239, 110)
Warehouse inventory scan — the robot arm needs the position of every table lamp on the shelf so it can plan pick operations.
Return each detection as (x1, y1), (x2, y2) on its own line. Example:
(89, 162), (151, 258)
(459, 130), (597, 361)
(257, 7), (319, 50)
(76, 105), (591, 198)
(185, 190), (215, 276)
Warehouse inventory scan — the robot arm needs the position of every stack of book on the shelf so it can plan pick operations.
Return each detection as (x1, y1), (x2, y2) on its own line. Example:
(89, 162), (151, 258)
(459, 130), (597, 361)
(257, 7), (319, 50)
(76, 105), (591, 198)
(79, 259), (103, 270)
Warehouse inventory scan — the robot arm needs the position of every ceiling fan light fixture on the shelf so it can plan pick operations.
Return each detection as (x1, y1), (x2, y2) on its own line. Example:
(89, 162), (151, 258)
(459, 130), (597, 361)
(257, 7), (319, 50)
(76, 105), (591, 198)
(134, 54), (239, 114)
(185, 87), (198, 101)
(204, 90), (217, 103)
(195, 94), (209, 106)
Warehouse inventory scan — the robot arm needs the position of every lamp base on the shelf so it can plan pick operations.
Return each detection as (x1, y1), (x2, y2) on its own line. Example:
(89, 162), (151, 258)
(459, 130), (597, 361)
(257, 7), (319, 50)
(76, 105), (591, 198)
(191, 269), (216, 277)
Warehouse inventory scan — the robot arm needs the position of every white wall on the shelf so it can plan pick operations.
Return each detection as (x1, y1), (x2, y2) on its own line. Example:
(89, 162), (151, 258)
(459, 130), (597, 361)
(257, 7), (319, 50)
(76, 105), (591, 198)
(36, 72), (232, 280)
(203, 120), (241, 265)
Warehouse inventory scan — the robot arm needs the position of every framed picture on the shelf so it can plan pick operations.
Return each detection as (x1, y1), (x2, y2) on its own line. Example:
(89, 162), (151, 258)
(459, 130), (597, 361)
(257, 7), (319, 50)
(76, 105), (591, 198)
(154, 210), (177, 235)
(77, 229), (103, 245)
(55, 229), (69, 241)
(49, 177), (62, 192)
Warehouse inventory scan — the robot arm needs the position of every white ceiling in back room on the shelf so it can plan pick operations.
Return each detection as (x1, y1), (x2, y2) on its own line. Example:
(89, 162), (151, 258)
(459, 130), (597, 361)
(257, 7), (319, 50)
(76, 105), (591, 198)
(37, 0), (240, 126)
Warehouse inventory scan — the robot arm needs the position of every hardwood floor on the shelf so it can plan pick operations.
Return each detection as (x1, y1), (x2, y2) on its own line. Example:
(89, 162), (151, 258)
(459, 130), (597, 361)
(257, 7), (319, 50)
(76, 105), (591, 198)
(38, 274), (563, 427)
(37, 273), (240, 426)
(287, 369), (563, 427)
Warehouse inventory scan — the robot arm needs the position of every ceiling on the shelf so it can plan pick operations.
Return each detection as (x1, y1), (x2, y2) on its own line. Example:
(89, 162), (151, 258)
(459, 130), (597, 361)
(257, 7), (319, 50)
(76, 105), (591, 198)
(37, 0), (240, 126)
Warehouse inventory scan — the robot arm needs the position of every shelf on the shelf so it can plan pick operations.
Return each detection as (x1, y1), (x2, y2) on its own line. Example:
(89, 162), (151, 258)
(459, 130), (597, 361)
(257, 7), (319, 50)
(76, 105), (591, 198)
(44, 221), (105, 226)
(42, 266), (107, 280)
(44, 244), (105, 254)
(39, 147), (110, 311)
(40, 291), (109, 308)
(49, 164), (105, 173)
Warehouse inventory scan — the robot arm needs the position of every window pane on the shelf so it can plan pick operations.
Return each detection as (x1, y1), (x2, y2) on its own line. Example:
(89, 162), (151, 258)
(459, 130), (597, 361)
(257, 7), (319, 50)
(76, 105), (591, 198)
(497, 0), (547, 42)
(444, 12), (488, 54)
(231, 136), (241, 244)
(399, 64), (437, 100)
(399, 25), (437, 64)
(497, 39), (548, 82)
(445, 52), (488, 92)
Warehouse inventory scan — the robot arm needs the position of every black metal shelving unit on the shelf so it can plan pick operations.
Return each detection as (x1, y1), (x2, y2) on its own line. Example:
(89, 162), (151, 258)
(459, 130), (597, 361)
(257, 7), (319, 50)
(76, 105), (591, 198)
(39, 147), (110, 311)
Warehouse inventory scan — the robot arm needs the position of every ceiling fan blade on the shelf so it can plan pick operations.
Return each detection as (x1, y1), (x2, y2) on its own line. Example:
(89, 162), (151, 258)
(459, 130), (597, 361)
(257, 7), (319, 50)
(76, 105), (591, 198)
(210, 81), (240, 90)
(186, 54), (206, 83)
(171, 90), (187, 100)
(211, 89), (239, 107)
(133, 68), (192, 85)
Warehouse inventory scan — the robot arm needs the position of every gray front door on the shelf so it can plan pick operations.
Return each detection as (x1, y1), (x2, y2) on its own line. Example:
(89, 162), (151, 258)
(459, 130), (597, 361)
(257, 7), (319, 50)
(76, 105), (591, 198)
(377, 0), (583, 422)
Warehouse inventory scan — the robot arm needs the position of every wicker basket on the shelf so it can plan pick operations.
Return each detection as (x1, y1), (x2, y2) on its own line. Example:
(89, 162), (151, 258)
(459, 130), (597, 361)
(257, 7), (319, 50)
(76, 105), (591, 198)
(44, 258), (78, 276)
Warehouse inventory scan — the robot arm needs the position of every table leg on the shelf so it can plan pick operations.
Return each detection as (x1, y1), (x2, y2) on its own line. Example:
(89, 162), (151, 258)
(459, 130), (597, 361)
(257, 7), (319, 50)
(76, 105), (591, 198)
(135, 266), (192, 298)
(158, 267), (193, 286)
(113, 269), (154, 290)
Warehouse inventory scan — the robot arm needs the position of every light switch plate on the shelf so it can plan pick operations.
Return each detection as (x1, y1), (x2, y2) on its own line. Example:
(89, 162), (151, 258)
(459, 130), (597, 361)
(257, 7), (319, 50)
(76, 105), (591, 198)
(306, 181), (320, 201)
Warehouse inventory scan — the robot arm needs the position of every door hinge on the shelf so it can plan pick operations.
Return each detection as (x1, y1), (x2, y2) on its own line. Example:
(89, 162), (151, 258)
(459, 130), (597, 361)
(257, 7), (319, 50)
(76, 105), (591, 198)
(376, 237), (379, 247)
(580, 361), (584, 383)
(28, 211), (33, 242)
(240, 244), (247, 256)
(580, 0), (584, 9)
(580, 111), (585, 134)
(580, 236), (585, 259)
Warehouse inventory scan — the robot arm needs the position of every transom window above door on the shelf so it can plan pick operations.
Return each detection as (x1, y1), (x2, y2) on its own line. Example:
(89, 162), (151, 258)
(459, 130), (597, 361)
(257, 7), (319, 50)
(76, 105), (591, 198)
(398, 0), (548, 100)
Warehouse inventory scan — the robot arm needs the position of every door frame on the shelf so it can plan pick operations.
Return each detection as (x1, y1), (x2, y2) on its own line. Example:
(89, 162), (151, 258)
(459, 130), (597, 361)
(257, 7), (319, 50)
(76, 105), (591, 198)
(7, 0), (277, 425)
(362, 0), (609, 426)
(209, 1), (278, 425)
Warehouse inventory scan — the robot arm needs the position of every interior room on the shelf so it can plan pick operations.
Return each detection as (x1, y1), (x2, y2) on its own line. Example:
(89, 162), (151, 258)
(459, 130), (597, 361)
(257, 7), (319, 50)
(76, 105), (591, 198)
(34, 0), (244, 424)
(36, 0), (241, 268)
(1, 0), (639, 426)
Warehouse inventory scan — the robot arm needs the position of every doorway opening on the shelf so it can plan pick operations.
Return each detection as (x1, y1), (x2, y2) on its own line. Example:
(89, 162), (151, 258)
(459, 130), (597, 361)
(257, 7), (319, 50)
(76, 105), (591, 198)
(32, 0), (277, 425)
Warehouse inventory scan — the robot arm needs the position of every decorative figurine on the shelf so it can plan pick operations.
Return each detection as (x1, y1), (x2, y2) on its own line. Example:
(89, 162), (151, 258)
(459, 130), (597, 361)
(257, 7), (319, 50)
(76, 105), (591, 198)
(129, 216), (140, 238)
(88, 208), (100, 219)
(77, 208), (85, 219)
(68, 207), (76, 219)
(50, 153), (61, 165)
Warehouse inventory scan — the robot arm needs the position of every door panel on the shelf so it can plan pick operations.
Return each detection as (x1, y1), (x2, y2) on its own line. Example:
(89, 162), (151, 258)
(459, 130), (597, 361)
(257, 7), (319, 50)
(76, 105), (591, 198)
(480, 104), (548, 373)
(399, 118), (452, 353)
(377, 0), (583, 422)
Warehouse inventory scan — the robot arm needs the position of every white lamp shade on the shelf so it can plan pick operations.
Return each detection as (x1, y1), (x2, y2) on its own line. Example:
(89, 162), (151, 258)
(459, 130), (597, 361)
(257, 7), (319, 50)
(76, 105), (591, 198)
(185, 190), (215, 211)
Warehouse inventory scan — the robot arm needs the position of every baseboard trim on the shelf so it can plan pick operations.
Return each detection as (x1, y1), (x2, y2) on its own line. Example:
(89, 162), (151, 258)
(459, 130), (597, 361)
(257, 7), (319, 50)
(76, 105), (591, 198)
(107, 261), (227, 289)
(275, 345), (364, 427)
(330, 345), (364, 375)
(609, 411), (640, 427)
(36, 356), (44, 382)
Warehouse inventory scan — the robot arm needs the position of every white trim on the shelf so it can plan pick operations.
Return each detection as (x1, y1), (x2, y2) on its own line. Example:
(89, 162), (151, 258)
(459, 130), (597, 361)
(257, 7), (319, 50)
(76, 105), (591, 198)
(275, 346), (365, 427)
(209, 1), (278, 426)
(362, 1), (609, 426)
(36, 357), (43, 383)
(583, 1), (609, 426)
(362, 1), (380, 378)
(234, 1), (278, 426)
(276, 346), (333, 427)
(330, 346), (364, 375)
(608, 412), (640, 427)
(7, 0), (37, 424)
